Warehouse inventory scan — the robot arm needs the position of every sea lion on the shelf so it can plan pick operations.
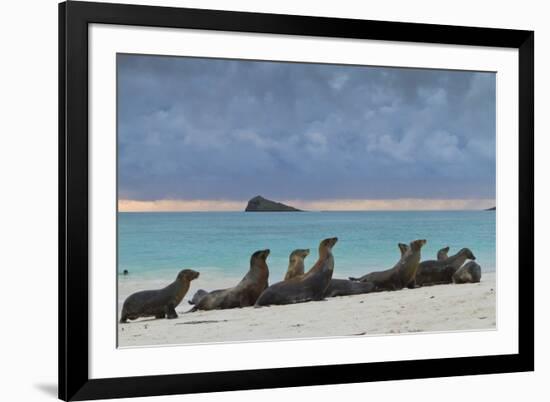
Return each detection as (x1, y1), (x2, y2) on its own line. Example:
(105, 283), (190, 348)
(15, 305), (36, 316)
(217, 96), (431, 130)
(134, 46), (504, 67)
(120, 269), (199, 323)
(190, 249), (270, 311)
(452, 261), (482, 284)
(324, 279), (375, 297)
(349, 239), (427, 291)
(255, 237), (338, 306)
(284, 249), (310, 280)
(188, 289), (208, 305)
(415, 248), (476, 286)
(437, 246), (450, 261)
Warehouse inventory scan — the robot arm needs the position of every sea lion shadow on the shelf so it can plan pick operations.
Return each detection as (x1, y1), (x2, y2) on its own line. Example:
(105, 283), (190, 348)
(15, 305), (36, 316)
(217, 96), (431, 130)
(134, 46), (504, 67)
(176, 319), (229, 325)
(120, 317), (163, 324)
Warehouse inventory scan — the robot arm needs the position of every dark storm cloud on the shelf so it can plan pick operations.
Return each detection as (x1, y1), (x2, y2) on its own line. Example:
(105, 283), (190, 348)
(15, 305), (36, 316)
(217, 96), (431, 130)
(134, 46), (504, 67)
(117, 54), (496, 201)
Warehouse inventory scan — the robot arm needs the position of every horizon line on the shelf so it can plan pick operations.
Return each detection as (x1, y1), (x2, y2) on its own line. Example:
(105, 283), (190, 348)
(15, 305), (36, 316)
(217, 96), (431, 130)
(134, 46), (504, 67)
(118, 198), (496, 213)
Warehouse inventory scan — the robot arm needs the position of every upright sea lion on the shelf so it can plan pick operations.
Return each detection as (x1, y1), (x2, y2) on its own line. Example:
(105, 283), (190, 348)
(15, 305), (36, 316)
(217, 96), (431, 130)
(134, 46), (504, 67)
(284, 249), (310, 280)
(255, 237), (338, 306)
(452, 261), (482, 284)
(415, 248), (476, 286)
(324, 279), (375, 297)
(437, 246), (450, 261)
(190, 249), (270, 311)
(349, 239), (427, 290)
(188, 289), (208, 305)
(284, 246), (366, 298)
(120, 269), (199, 323)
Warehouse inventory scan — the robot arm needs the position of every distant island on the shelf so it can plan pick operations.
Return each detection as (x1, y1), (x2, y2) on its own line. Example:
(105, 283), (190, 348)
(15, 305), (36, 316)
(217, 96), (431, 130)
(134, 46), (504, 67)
(485, 206), (496, 211)
(245, 196), (302, 212)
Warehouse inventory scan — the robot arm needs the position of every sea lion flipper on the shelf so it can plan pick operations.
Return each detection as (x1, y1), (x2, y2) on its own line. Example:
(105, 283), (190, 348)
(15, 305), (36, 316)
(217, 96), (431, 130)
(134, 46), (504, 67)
(166, 304), (178, 319)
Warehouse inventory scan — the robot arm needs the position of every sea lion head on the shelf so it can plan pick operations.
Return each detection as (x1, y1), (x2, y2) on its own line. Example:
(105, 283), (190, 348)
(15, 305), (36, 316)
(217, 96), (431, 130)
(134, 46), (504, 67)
(410, 239), (427, 251)
(290, 248), (310, 261)
(251, 249), (270, 273)
(319, 237), (338, 253)
(437, 246), (450, 260)
(459, 248), (476, 260)
(177, 269), (200, 282)
(251, 249), (270, 264)
(398, 243), (409, 256)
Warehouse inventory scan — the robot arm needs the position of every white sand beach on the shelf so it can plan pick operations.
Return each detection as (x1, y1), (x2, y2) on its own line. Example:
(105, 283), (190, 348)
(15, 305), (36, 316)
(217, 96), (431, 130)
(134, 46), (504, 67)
(118, 273), (496, 347)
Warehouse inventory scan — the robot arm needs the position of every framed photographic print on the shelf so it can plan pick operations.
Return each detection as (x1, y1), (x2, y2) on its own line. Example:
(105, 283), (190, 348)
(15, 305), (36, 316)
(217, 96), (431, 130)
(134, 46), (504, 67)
(59, 1), (534, 400)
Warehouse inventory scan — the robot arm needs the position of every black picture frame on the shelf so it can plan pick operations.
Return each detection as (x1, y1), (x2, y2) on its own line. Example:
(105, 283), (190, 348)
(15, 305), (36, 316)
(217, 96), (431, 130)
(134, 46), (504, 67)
(59, 1), (534, 400)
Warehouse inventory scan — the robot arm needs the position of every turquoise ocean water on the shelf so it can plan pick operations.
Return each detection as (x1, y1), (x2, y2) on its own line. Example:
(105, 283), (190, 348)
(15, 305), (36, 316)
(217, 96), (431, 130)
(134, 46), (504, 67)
(118, 211), (495, 285)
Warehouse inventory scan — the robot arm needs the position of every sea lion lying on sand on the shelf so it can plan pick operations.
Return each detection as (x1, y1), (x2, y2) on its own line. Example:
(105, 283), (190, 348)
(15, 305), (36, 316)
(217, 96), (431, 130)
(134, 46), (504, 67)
(255, 237), (338, 306)
(452, 261), (482, 284)
(284, 249), (310, 280)
(190, 249), (270, 311)
(324, 279), (375, 297)
(120, 269), (199, 323)
(188, 289), (208, 305)
(415, 248), (476, 286)
(437, 246), (450, 261)
(349, 239), (427, 291)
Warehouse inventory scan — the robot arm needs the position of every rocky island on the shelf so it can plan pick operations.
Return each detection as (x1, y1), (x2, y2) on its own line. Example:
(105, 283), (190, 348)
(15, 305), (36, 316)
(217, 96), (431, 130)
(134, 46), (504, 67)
(245, 196), (302, 212)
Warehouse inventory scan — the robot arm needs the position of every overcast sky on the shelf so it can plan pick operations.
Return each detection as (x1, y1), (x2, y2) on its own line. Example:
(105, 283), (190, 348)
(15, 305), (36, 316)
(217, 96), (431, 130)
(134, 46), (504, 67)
(117, 54), (496, 210)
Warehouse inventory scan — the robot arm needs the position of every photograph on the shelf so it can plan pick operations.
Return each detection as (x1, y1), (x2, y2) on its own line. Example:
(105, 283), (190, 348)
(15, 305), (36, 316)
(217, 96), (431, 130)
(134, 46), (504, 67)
(116, 54), (497, 347)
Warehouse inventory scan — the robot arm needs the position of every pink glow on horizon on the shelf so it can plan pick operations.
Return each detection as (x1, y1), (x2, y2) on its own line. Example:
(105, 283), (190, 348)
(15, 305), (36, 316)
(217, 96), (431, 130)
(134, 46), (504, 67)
(118, 198), (496, 212)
